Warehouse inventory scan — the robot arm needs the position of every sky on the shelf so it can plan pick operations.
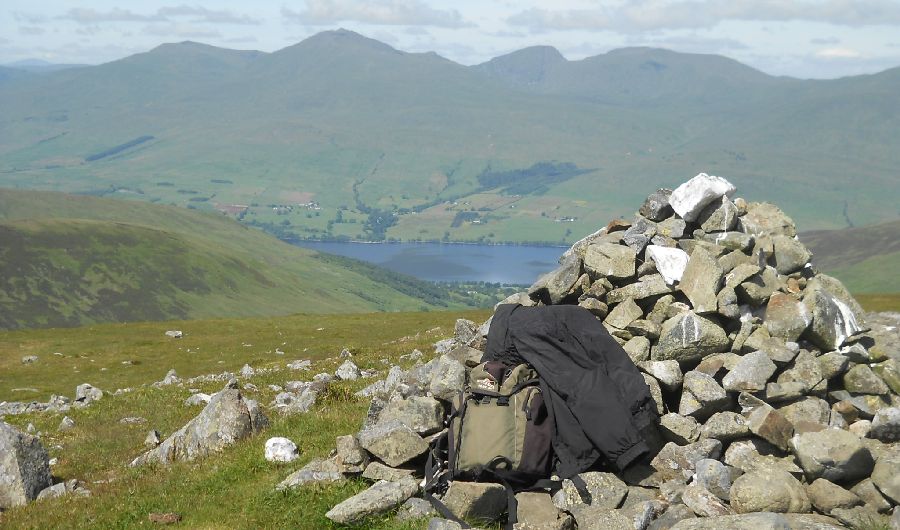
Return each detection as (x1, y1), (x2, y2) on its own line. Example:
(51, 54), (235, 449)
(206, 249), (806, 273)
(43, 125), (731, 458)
(3, 0), (900, 79)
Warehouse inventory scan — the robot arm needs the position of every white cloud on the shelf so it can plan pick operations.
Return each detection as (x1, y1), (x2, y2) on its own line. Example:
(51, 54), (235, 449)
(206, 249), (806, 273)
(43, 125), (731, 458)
(508, 1), (900, 33)
(810, 36), (840, 45)
(60, 8), (165, 24)
(57, 6), (259, 26)
(282, 0), (472, 28)
(142, 23), (222, 39)
(19, 26), (46, 36)
(156, 5), (262, 25)
(816, 47), (862, 58)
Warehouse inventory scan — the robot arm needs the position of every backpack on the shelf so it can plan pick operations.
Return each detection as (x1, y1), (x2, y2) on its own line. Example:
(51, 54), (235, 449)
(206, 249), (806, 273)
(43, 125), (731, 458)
(425, 361), (556, 527)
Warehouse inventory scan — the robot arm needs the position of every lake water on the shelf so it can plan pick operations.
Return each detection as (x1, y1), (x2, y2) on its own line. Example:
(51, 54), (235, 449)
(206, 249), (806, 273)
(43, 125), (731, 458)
(292, 241), (566, 285)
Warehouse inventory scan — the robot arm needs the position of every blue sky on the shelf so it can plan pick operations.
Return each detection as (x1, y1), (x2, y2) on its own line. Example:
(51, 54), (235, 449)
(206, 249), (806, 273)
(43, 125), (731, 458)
(4, 0), (900, 78)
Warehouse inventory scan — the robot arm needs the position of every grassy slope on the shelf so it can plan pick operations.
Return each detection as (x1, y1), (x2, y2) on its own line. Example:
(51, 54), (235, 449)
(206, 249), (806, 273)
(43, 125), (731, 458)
(0, 31), (897, 244)
(802, 220), (900, 293)
(0, 310), (489, 529)
(0, 189), (477, 330)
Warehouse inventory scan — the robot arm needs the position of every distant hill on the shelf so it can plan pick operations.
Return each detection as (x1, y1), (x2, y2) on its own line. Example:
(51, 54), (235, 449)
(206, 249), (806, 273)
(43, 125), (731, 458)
(0, 189), (479, 330)
(0, 29), (898, 246)
(4, 59), (87, 74)
(803, 220), (900, 294)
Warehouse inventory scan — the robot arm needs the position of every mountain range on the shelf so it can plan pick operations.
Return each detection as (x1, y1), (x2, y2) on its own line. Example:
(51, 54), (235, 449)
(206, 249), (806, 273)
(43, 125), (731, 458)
(1, 29), (898, 245)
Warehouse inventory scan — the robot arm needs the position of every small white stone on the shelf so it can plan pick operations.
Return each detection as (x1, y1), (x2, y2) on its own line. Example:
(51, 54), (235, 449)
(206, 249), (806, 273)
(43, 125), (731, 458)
(669, 173), (736, 222)
(646, 245), (690, 284)
(265, 437), (300, 463)
(164, 330), (183, 338)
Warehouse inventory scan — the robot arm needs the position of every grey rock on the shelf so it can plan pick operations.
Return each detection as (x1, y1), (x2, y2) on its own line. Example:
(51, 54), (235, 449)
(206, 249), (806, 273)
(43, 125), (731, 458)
(644, 374), (666, 416)
(265, 437), (299, 463)
(36, 479), (91, 501)
(844, 365), (890, 395)
(379, 396), (444, 435)
(574, 507), (633, 530)
(640, 189), (674, 221)
(584, 242), (637, 281)
(679, 371), (730, 421)
(607, 274), (672, 305)
(730, 469), (810, 514)
(358, 420), (427, 468)
(335, 434), (368, 473)
(723, 351), (777, 392)
(516, 491), (565, 527)
(21, 355), (38, 364)
(669, 173), (735, 222)
(807, 478), (862, 514)
(698, 196), (739, 233)
(578, 297), (609, 318)
(740, 202), (797, 237)
(679, 248), (724, 314)
(362, 462), (415, 482)
(849, 420), (872, 438)
(0, 422), (52, 508)
(429, 356), (467, 401)
(658, 217), (688, 239)
(850, 478), (892, 513)
(747, 403), (794, 451)
(271, 389), (317, 415)
(625, 336), (653, 363)
(818, 352), (850, 380)
(872, 360), (900, 395)
(870, 407), (900, 442)
(803, 282), (862, 351)
(441, 481), (507, 522)
(651, 439), (723, 482)
(623, 217), (658, 253)
(701, 412), (750, 442)
(396, 497), (437, 521)
(724, 439), (805, 476)
(660, 413), (701, 444)
(694, 458), (733, 501)
(725, 262), (761, 289)
(530, 253), (582, 305)
(74, 383), (103, 404)
(682, 484), (735, 517)
(697, 231), (754, 252)
(144, 430), (161, 448)
(790, 429), (874, 483)
(737, 266), (783, 305)
(427, 518), (463, 530)
(325, 477), (419, 524)
(777, 351), (825, 394)
(871, 453), (900, 504)
(552, 471), (628, 512)
(716, 287), (741, 320)
(277, 458), (344, 489)
(606, 298), (645, 330)
(58, 416), (75, 431)
(653, 312), (730, 364)
(638, 360), (684, 392)
(771, 235), (812, 275)
(765, 382), (809, 403)
(131, 382), (267, 467)
(185, 392), (212, 407)
(648, 504), (695, 530)
(831, 506), (889, 529)
(335, 359), (361, 380)
(778, 398), (831, 431)
(765, 293), (812, 342)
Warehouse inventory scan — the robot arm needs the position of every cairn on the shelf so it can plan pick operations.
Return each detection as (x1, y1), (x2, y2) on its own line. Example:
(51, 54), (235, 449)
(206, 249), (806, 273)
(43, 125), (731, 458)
(295, 173), (900, 529)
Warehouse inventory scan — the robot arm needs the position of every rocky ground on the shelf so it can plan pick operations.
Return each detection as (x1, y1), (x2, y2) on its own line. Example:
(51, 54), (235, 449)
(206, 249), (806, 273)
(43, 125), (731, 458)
(3, 173), (900, 529)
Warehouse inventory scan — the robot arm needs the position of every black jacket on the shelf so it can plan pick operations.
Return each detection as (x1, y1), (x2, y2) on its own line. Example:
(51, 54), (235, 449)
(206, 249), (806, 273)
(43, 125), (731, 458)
(483, 304), (657, 478)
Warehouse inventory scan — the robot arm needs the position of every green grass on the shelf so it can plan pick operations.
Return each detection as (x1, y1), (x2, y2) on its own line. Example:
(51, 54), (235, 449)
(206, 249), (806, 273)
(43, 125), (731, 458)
(857, 294), (900, 312)
(802, 220), (900, 294)
(0, 309), (491, 529)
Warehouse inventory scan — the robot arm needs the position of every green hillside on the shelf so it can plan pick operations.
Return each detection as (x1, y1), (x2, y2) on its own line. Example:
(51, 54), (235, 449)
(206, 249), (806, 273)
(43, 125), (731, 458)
(0, 29), (898, 245)
(803, 220), (900, 294)
(0, 189), (483, 330)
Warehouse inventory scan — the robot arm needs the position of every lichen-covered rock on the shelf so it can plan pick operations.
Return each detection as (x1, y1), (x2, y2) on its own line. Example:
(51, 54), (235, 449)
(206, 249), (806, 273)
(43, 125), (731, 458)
(552, 471), (628, 512)
(730, 469), (810, 514)
(378, 396), (444, 435)
(650, 439), (722, 482)
(357, 420), (428, 467)
(871, 452), (900, 504)
(700, 412), (750, 442)
(325, 478), (418, 524)
(638, 360), (683, 392)
(653, 312), (729, 363)
(843, 365), (890, 396)
(764, 292), (812, 342)
(428, 356), (466, 401)
(723, 351), (777, 392)
(660, 413), (701, 445)
(584, 242), (636, 280)
(130, 381), (267, 467)
(0, 422), (52, 509)
(441, 481), (507, 522)
(679, 371), (730, 420)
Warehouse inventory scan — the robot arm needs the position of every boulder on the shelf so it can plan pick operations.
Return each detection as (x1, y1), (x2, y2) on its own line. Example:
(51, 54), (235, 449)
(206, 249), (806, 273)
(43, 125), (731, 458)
(265, 437), (299, 463)
(850, 478), (892, 513)
(441, 481), (507, 522)
(552, 471), (628, 512)
(697, 196), (739, 233)
(740, 202), (797, 237)
(0, 422), (52, 508)
(638, 360), (684, 392)
(639, 189), (674, 221)
(325, 478), (419, 524)
(378, 396), (444, 435)
(335, 359), (361, 381)
(653, 312), (730, 364)
(869, 407), (900, 442)
(789, 429), (874, 483)
(730, 469), (811, 514)
(700, 412), (750, 441)
(771, 235), (812, 275)
(335, 434), (369, 474)
(660, 413), (701, 444)
(723, 351), (777, 392)
(843, 365), (890, 396)
(357, 420), (428, 467)
(669, 173), (735, 222)
(764, 292), (812, 342)
(75, 383), (103, 404)
(650, 439), (722, 481)
(276, 458), (343, 489)
(679, 248), (724, 313)
(584, 242), (636, 281)
(693, 458), (733, 501)
(679, 371), (730, 421)
(806, 478), (862, 514)
(130, 381), (268, 466)
(871, 453), (900, 504)
(429, 356), (467, 401)
(682, 484), (735, 517)
(646, 245), (689, 285)
(530, 253), (582, 305)
(803, 284), (862, 351)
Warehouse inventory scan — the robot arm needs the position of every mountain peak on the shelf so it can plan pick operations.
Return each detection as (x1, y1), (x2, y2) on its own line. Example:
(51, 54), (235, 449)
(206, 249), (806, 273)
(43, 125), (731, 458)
(289, 29), (400, 55)
(475, 45), (566, 84)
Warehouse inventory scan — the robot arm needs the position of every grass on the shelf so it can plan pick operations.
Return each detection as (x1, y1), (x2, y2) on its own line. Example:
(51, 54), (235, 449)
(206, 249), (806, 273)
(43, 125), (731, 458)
(0, 309), (491, 529)
(857, 293), (900, 312)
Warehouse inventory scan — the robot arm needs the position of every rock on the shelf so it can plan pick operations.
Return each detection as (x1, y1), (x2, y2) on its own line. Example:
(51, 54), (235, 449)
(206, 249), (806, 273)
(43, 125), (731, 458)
(264, 437), (299, 463)
(325, 477), (419, 524)
(723, 351), (777, 392)
(831, 505), (889, 529)
(651, 439), (722, 481)
(58, 416), (75, 431)
(737, 266), (783, 305)
(803, 283), (862, 351)
(694, 458), (733, 501)
(607, 274), (672, 304)
(75, 383), (103, 404)
(362, 462), (414, 482)
(724, 439), (804, 476)
(335, 434), (368, 473)
(669, 512), (838, 529)
(335, 359), (361, 380)
(730, 469), (810, 514)
(379, 396), (444, 435)
(843, 365), (890, 395)
(164, 330), (183, 338)
(144, 430), (161, 448)
(740, 202), (797, 237)
(277, 458), (344, 489)
(818, 352), (850, 380)
(649, 504), (696, 530)
(286, 359), (311, 371)
(148, 512), (182, 524)
(778, 398), (831, 432)
(625, 337), (653, 363)
(870, 407), (900, 442)
(701, 412), (750, 441)
(441, 481), (507, 522)
(530, 253), (582, 305)
(638, 360), (684, 392)
(396, 497), (437, 521)
(771, 235), (812, 275)
(357, 420), (428, 467)
(660, 413), (701, 444)
(184, 393), (211, 407)
(21, 355), (38, 364)
(790, 429), (874, 483)
(130, 381), (268, 466)
(765, 293), (812, 342)
(871, 453), (900, 504)
(698, 196), (739, 233)
(807, 478), (863, 513)
(872, 360), (900, 395)
(640, 189), (674, 221)
(552, 471), (628, 512)
(606, 298), (645, 329)
(578, 298), (609, 318)
(682, 484), (735, 517)
(849, 420), (872, 438)
(679, 248), (724, 314)
(271, 389), (317, 414)
(429, 355), (466, 401)
(646, 246), (690, 285)
(427, 518), (463, 530)
(644, 373), (666, 415)
(623, 217), (658, 252)
(584, 242), (637, 281)
(850, 478), (892, 513)
(516, 491), (565, 527)
(679, 371), (730, 421)
(653, 312), (730, 364)
(716, 287), (741, 319)
(572, 507), (632, 530)
(747, 403), (794, 451)
(36, 479), (91, 501)
(0, 422), (52, 508)
(669, 173), (735, 222)
(765, 382), (807, 403)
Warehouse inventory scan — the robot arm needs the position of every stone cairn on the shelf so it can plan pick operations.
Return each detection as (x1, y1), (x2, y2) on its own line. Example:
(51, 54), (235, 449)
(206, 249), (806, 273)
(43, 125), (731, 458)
(285, 173), (900, 530)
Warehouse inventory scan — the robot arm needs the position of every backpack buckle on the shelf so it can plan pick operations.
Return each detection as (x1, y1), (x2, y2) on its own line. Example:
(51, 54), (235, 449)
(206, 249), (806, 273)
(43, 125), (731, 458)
(497, 397), (510, 406)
